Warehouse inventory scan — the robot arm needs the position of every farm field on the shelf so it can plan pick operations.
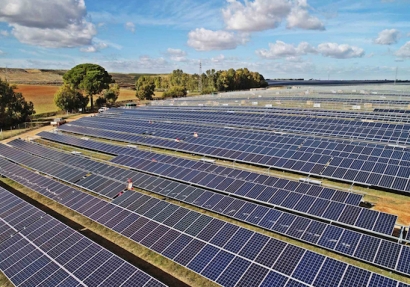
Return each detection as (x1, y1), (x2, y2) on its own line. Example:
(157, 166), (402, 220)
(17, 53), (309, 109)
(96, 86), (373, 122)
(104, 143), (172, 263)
(15, 84), (163, 115)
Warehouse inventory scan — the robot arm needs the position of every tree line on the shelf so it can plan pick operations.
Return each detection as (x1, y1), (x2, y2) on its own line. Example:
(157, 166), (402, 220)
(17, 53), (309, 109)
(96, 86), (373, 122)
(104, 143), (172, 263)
(136, 68), (268, 100)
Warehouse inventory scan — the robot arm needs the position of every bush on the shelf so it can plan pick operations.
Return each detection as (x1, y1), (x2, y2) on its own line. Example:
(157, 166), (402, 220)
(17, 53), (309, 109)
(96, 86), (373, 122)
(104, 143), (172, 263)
(163, 86), (187, 98)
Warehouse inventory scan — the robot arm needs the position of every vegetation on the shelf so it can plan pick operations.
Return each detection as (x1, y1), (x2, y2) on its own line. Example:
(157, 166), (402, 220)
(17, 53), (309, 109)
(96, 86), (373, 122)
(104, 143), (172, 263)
(0, 78), (35, 128)
(54, 84), (89, 113)
(163, 85), (187, 98)
(135, 68), (267, 100)
(153, 68), (267, 94)
(62, 63), (113, 110)
(135, 76), (155, 101)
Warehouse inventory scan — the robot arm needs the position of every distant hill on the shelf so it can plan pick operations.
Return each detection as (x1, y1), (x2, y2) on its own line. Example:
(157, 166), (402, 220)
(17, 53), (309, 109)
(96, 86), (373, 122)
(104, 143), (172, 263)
(0, 68), (164, 89)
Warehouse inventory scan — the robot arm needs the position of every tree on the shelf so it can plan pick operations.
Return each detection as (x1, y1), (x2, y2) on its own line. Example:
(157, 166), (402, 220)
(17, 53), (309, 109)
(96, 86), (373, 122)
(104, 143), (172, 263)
(54, 84), (88, 113)
(104, 83), (120, 105)
(0, 78), (35, 128)
(163, 86), (187, 98)
(135, 76), (155, 100)
(63, 63), (113, 111)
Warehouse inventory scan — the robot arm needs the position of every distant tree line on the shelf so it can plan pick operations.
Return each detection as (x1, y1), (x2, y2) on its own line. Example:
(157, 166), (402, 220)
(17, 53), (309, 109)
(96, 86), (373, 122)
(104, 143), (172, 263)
(54, 63), (118, 112)
(136, 68), (268, 100)
(0, 78), (35, 128)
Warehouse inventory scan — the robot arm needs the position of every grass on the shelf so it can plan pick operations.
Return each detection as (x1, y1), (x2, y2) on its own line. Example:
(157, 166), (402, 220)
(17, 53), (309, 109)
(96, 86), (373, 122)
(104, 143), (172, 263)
(0, 178), (218, 287)
(0, 272), (13, 287)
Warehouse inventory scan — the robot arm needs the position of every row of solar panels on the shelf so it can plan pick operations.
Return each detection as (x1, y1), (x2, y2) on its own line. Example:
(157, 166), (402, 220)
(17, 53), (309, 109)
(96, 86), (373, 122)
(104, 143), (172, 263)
(6, 139), (399, 242)
(75, 116), (410, 166)
(56, 123), (410, 194)
(10, 138), (362, 205)
(75, 116), (410, 161)
(94, 116), (410, 147)
(32, 135), (398, 236)
(0, 158), (408, 287)
(111, 109), (409, 134)
(23, 135), (410, 275)
(168, 95), (410, 104)
(115, 108), (410, 132)
(0, 187), (166, 287)
(137, 106), (410, 123)
(100, 109), (410, 145)
(0, 144), (124, 200)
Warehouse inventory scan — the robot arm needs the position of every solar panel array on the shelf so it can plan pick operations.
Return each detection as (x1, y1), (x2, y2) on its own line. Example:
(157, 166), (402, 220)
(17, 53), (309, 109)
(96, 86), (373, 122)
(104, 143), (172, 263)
(87, 109), (410, 145)
(138, 105), (410, 123)
(0, 186), (166, 287)
(7, 138), (410, 276)
(0, 144), (124, 199)
(56, 119), (410, 194)
(0, 157), (408, 287)
(156, 95), (410, 105)
(14, 138), (389, 235)
(10, 138), (362, 204)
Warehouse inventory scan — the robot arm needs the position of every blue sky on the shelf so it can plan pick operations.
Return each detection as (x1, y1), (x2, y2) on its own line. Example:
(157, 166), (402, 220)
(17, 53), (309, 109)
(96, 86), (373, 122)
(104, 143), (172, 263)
(0, 0), (410, 79)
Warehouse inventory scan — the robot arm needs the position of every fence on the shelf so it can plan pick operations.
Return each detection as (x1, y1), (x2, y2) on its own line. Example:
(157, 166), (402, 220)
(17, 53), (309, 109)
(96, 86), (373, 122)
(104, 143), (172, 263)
(0, 121), (49, 140)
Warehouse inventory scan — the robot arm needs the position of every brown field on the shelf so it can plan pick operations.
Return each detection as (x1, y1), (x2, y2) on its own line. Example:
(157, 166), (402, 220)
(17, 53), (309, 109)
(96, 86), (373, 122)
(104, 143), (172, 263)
(15, 84), (163, 115)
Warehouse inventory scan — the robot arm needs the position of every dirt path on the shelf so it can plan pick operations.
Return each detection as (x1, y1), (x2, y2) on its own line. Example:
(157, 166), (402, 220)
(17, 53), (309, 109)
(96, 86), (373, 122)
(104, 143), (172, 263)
(1, 113), (90, 144)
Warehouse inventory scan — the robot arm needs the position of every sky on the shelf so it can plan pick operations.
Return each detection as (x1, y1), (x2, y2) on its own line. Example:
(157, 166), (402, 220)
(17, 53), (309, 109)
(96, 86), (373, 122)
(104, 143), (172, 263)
(0, 0), (410, 80)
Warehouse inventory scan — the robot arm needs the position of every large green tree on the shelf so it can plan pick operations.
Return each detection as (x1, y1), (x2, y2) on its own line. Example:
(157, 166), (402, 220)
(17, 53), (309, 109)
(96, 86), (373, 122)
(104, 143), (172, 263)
(135, 76), (155, 100)
(54, 84), (88, 112)
(63, 63), (113, 110)
(0, 78), (35, 128)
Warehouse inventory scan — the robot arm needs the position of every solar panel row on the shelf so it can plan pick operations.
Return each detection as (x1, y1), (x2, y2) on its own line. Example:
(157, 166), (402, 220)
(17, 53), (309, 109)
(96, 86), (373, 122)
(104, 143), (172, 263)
(10, 138), (359, 206)
(103, 107), (410, 144)
(4, 140), (408, 277)
(153, 95), (410, 105)
(34, 133), (401, 235)
(0, 158), (408, 287)
(0, 144), (124, 199)
(56, 122), (410, 194)
(30, 135), (361, 205)
(0, 187), (166, 287)
(137, 105), (410, 123)
(11, 138), (378, 237)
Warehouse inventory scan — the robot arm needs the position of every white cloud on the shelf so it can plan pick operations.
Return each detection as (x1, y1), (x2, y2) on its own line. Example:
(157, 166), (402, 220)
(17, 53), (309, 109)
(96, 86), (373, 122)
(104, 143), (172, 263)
(80, 42), (108, 53)
(287, 0), (325, 30)
(222, 0), (324, 32)
(166, 48), (187, 62)
(395, 41), (410, 58)
(125, 22), (135, 33)
(317, 43), (365, 59)
(374, 29), (400, 45)
(0, 50), (4, 55)
(222, 0), (291, 32)
(211, 54), (225, 63)
(187, 28), (249, 51)
(256, 41), (316, 59)
(0, 0), (96, 48)
(0, 30), (9, 37)
(257, 41), (365, 59)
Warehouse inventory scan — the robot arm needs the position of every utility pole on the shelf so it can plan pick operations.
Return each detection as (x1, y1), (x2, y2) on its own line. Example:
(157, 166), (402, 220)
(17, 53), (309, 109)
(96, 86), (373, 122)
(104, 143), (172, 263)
(5, 65), (8, 82)
(394, 66), (398, 85)
(198, 60), (203, 93)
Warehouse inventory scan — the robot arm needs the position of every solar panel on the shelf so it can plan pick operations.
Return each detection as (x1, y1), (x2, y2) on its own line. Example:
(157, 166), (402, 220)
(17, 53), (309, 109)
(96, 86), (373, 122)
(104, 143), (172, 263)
(0, 188), (165, 287)
(1, 143), (408, 284)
